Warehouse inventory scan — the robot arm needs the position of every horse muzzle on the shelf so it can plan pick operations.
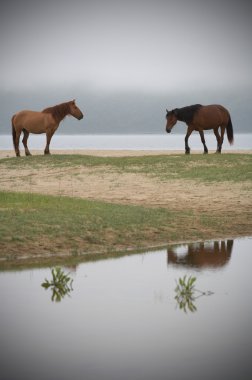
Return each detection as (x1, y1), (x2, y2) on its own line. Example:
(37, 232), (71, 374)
(166, 128), (171, 133)
(78, 113), (84, 120)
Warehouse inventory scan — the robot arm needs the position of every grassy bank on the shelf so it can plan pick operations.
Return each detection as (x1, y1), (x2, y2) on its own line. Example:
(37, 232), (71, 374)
(1, 153), (252, 182)
(0, 153), (251, 267)
(0, 190), (216, 256)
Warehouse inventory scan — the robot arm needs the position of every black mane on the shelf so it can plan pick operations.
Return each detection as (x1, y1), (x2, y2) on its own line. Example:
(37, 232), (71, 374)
(174, 104), (202, 124)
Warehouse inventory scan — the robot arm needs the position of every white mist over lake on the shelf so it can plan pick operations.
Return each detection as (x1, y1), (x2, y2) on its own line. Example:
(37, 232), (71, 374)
(1, 134), (251, 151)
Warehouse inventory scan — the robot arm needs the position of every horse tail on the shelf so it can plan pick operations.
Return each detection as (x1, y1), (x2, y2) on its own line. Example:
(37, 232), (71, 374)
(12, 115), (17, 150)
(226, 116), (234, 145)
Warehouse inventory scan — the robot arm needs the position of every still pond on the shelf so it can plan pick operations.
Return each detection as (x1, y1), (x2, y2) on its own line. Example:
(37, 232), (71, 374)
(1, 237), (252, 380)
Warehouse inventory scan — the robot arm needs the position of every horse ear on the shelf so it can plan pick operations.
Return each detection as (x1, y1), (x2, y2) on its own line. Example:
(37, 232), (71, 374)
(72, 99), (76, 103)
(166, 109), (169, 114)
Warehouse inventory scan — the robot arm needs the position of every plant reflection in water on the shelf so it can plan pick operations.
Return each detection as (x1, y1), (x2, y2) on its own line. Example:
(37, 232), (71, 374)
(42, 267), (74, 302)
(175, 275), (214, 313)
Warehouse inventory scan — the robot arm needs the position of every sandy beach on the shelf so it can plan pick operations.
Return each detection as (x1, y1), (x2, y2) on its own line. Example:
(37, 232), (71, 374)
(1, 149), (252, 159)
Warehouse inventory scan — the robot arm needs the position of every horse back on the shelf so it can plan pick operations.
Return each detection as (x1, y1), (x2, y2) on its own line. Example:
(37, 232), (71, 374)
(193, 104), (230, 130)
(12, 110), (56, 134)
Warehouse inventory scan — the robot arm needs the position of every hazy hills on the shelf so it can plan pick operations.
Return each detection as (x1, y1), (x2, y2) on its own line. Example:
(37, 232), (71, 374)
(1, 88), (251, 134)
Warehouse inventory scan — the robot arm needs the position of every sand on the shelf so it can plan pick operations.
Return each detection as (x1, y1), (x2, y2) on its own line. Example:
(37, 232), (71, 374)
(1, 149), (252, 159)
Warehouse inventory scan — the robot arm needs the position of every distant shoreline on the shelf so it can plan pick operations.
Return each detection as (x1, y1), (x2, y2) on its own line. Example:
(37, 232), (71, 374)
(1, 133), (252, 152)
(1, 132), (251, 135)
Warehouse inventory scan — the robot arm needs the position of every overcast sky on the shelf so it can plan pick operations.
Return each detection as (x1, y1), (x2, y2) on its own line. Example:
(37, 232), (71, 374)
(1, 0), (252, 92)
(1, 0), (251, 133)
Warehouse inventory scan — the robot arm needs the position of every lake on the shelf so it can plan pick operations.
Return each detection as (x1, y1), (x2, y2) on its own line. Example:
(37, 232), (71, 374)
(1, 237), (252, 380)
(0, 133), (251, 151)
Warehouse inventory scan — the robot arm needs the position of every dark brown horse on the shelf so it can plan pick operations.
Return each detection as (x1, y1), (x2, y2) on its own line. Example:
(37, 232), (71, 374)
(165, 104), (234, 154)
(12, 100), (84, 156)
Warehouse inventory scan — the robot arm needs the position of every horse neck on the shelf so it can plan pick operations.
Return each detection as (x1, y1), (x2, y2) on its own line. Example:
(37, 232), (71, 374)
(53, 103), (71, 123)
(43, 103), (70, 124)
(175, 109), (185, 122)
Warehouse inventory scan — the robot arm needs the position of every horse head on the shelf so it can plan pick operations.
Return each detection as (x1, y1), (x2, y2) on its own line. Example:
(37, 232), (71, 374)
(165, 108), (178, 133)
(69, 100), (84, 120)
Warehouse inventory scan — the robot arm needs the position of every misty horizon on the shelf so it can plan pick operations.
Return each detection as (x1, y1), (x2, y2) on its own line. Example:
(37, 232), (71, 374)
(1, 0), (251, 135)
(1, 86), (251, 134)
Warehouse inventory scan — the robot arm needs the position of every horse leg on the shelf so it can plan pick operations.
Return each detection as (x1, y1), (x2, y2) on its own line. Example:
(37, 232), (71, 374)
(199, 130), (208, 154)
(15, 130), (22, 157)
(22, 129), (32, 156)
(219, 126), (226, 153)
(214, 128), (222, 153)
(44, 131), (53, 154)
(185, 127), (193, 154)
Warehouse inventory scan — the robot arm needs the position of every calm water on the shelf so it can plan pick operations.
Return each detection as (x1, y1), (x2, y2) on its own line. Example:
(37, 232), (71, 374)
(0, 133), (251, 151)
(1, 237), (252, 380)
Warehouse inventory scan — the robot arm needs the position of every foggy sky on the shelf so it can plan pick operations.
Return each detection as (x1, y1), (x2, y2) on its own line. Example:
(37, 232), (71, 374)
(2, 0), (252, 92)
(1, 0), (252, 133)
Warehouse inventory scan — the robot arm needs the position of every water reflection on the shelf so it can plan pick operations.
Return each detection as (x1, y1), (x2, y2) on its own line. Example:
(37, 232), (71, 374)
(175, 275), (197, 313)
(1, 237), (252, 380)
(41, 267), (74, 302)
(174, 275), (214, 313)
(167, 239), (233, 268)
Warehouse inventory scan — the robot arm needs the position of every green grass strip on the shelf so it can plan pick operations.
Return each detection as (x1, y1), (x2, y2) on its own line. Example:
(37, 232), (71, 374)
(1, 153), (251, 182)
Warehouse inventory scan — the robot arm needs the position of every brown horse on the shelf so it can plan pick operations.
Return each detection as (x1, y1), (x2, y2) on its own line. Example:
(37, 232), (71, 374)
(12, 100), (84, 156)
(165, 104), (234, 154)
